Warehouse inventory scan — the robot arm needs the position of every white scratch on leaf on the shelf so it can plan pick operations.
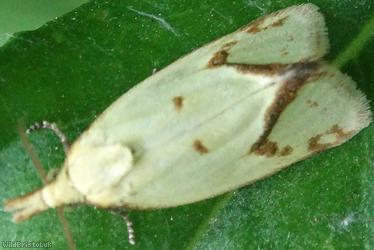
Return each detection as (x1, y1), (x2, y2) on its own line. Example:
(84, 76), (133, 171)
(340, 213), (355, 228)
(127, 6), (179, 36)
(87, 36), (114, 56)
(245, 0), (267, 14)
(210, 8), (233, 24)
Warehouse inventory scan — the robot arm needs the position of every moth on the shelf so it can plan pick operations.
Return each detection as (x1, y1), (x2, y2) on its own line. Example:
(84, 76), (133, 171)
(4, 3), (372, 246)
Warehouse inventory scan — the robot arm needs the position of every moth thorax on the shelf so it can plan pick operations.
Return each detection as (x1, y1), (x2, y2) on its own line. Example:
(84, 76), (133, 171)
(67, 128), (133, 206)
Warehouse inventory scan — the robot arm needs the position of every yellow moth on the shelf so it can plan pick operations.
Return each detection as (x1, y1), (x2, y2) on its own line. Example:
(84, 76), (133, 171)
(4, 3), (372, 245)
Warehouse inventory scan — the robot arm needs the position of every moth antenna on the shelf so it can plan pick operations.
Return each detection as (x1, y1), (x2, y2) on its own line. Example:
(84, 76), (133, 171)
(110, 209), (136, 245)
(26, 121), (70, 154)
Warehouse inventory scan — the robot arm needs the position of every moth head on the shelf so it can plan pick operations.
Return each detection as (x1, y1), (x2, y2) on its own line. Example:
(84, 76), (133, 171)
(4, 128), (133, 222)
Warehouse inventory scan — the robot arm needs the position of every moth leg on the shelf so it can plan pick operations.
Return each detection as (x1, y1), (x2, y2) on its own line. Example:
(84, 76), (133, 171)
(109, 209), (135, 245)
(26, 120), (70, 154)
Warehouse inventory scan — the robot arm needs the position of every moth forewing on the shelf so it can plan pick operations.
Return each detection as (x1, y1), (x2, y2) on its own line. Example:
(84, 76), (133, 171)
(227, 3), (329, 64)
(226, 63), (372, 190)
(115, 79), (284, 207)
(271, 63), (372, 154)
(111, 62), (371, 208)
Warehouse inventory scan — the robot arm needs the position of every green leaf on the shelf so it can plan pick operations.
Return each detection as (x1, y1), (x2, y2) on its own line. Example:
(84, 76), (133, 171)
(0, 1), (373, 249)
